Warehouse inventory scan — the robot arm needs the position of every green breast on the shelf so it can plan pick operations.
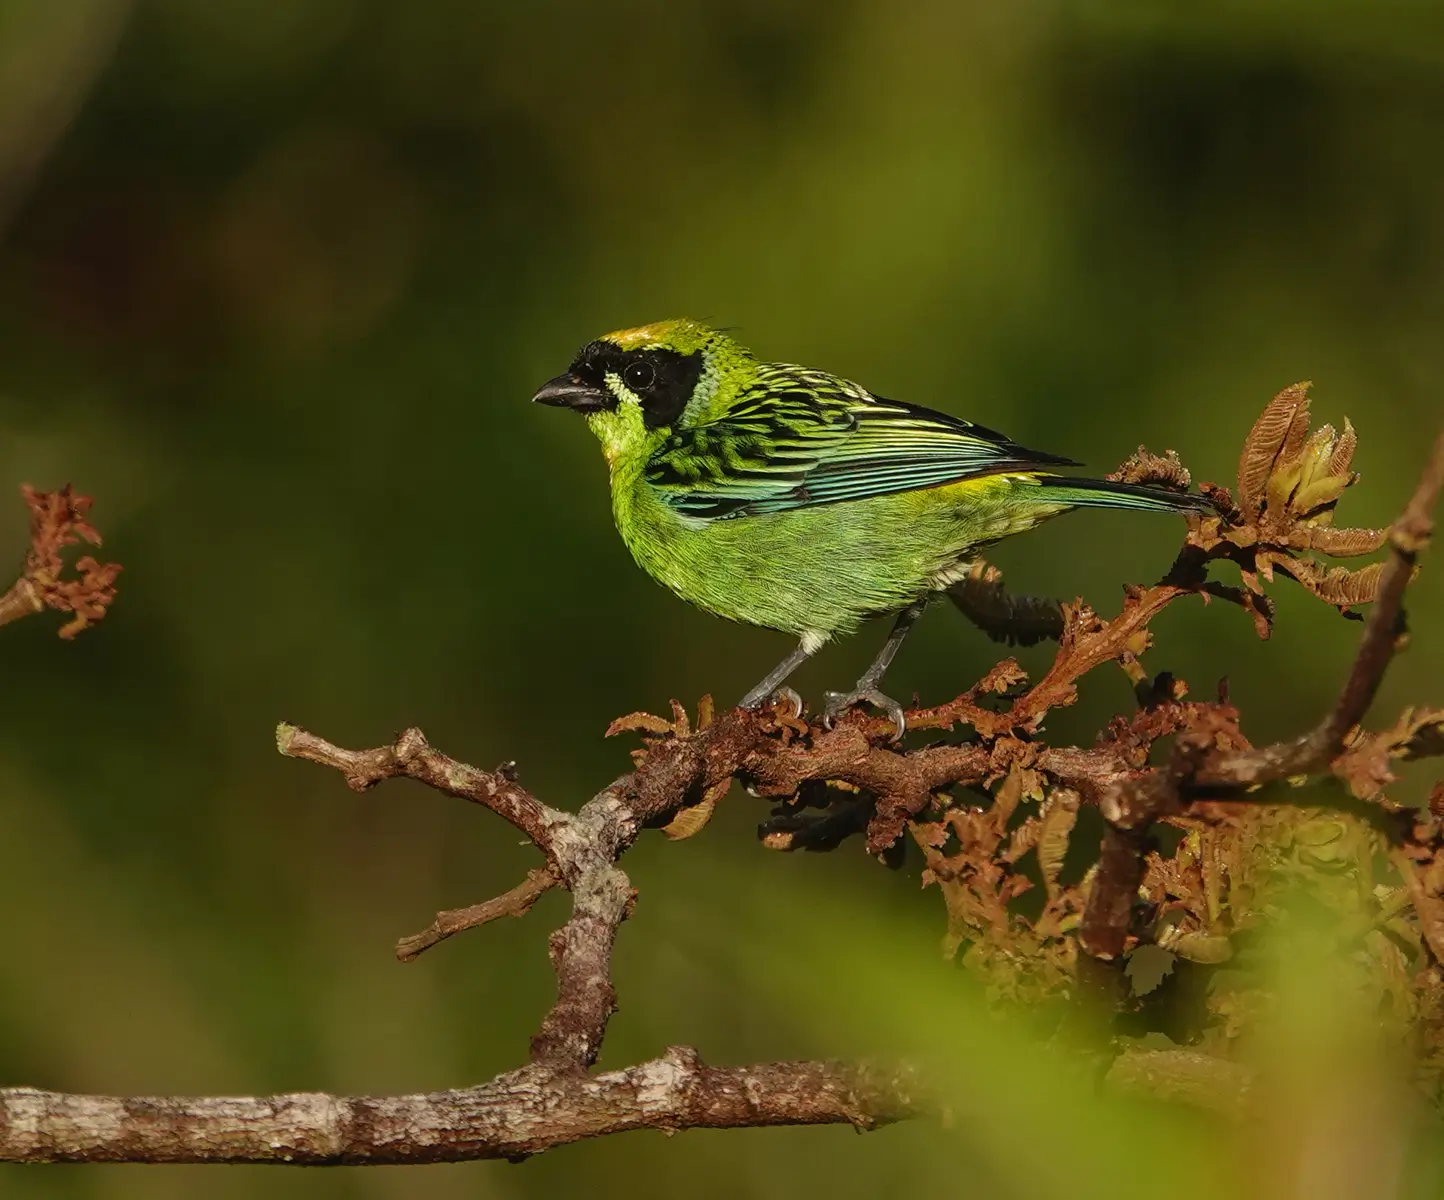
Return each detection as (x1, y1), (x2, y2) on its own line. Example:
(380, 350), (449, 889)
(610, 471), (1043, 639)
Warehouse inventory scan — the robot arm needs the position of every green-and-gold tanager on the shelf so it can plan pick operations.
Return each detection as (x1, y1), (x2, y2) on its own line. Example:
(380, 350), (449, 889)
(534, 319), (1210, 733)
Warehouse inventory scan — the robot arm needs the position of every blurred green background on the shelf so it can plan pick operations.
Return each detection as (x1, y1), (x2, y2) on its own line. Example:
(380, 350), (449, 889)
(0, 2), (1441, 1197)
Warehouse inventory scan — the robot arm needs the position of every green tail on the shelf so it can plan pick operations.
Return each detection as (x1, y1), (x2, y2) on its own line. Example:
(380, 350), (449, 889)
(1034, 476), (1214, 515)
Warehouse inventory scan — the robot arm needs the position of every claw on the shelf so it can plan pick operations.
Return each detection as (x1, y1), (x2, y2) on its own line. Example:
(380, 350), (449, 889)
(742, 686), (803, 720)
(768, 686), (804, 720)
(822, 687), (907, 741)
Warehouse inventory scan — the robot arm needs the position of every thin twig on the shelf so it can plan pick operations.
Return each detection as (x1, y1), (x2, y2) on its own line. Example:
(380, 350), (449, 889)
(0, 577), (41, 628)
(277, 724), (564, 863)
(396, 867), (559, 962)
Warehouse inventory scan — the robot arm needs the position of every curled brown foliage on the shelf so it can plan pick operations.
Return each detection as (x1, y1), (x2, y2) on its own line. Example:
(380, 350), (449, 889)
(1210, 382), (1390, 612)
(1108, 445), (1193, 491)
(0, 485), (121, 637)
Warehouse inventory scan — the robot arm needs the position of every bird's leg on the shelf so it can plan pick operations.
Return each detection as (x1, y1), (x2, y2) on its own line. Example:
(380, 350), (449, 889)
(823, 598), (930, 739)
(737, 641), (815, 716)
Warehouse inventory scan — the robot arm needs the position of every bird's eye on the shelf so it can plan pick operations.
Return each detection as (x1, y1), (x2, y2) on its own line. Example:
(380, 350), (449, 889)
(623, 361), (655, 393)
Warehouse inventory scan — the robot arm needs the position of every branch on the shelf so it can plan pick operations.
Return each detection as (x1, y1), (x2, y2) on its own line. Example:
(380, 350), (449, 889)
(0, 1054), (922, 1164)
(277, 724), (563, 862)
(0, 577), (42, 628)
(395, 866), (558, 962)
(0, 713), (925, 1163)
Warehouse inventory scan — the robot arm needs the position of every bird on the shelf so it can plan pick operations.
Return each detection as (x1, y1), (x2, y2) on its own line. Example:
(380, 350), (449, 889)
(533, 318), (1211, 735)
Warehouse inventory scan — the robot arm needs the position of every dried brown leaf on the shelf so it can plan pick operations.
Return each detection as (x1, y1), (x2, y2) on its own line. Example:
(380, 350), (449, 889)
(1276, 389), (1322, 511)
(1004, 815), (1042, 864)
(1238, 382), (1311, 517)
(1294, 561), (1386, 608)
(669, 699), (690, 738)
(1109, 447), (1192, 491)
(1037, 789), (1080, 896)
(1333, 710), (1444, 799)
(1300, 526), (1389, 557)
(1325, 416), (1358, 480)
(975, 658), (1029, 695)
(660, 779), (727, 840)
(605, 712), (676, 738)
(910, 819), (950, 851)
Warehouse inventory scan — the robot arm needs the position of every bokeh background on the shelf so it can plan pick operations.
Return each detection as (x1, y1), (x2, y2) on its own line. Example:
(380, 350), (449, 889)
(0, 2), (1441, 1197)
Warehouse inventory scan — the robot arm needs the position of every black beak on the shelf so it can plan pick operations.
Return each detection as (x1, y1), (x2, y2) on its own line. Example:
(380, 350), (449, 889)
(532, 374), (611, 413)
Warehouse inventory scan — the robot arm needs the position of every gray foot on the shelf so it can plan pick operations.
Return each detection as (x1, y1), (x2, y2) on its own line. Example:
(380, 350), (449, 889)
(822, 686), (906, 741)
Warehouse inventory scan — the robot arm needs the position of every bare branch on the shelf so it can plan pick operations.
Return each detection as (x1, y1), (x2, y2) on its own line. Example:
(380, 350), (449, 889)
(0, 1053), (923, 1164)
(276, 724), (564, 860)
(0, 699), (929, 1163)
(396, 867), (558, 962)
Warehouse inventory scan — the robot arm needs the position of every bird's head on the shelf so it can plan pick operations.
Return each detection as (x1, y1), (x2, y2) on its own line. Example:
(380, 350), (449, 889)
(532, 319), (754, 464)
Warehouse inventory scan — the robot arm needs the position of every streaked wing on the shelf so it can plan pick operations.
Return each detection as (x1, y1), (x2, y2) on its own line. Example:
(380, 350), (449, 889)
(645, 364), (1078, 521)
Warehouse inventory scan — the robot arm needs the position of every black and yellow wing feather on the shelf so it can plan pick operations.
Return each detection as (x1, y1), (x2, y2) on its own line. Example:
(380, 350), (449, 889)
(644, 364), (1077, 522)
